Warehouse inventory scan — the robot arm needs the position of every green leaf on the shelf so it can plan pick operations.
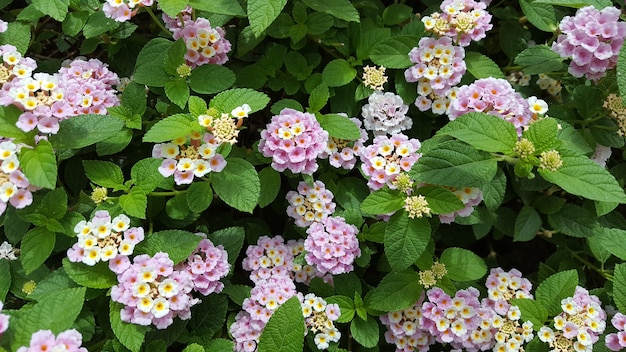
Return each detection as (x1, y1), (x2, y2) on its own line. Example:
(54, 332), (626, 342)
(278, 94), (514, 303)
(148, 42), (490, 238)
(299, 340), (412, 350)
(40, 188), (67, 221)
(538, 150), (626, 203)
(360, 188), (405, 215)
(159, 0), (189, 17)
(164, 38), (187, 76)
(20, 227), (55, 274)
(317, 113), (361, 140)
(509, 298), (549, 327)
(523, 118), (560, 154)
(205, 339), (234, 352)
(384, 212), (431, 272)
(19, 139), (57, 189)
(418, 186), (465, 214)
(206, 227), (245, 268)
(515, 46), (565, 74)
(514, 205), (542, 241)
(598, 228), (626, 260)
(440, 247), (487, 281)
(0, 22), (32, 54)
(62, 258), (117, 289)
(131, 158), (165, 194)
(119, 189), (148, 219)
(369, 36), (420, 69)
(190, 65), (236, 95)
(350, 315), (379, 348)
(308, 84), (329, 112)
(300, 0), (359, 22)
(83, 11), (119, 39)
(556, 119), (593, 154)
(306, 12), (334, 35)
(410, 140), (498, 188)
(534, 0), (611, 9)
(573, 85), (604, 119)
(383, 4), (413, 26)
(482, 168), (507, 210)
(32, 0), (69, 21)
(257, 296), (305, 352)
(96, 128), (133, 156)
(143, 114), (197, 143)
(49, 114), (125, 149)
(364, 271), (422, 312)
(110, 301), (147, 352)
(134, 38), (172, 87)
(211, 158), (260, 213)
(547, 203), (599, 238)
(83, 160), (125, 189)
(326, 295), (355, 323)
(519, 0), (557, 32)
(181, 343), (204, 352)
(188, 96), (208, 117)
(464, 52), (506, 79)
(165, 79), (190, 109)
(535, 269), (578, 316)
(11, 287), (86, 348)
(614, 263), (626, 312)
(619, 43), (626, 106)
(135, 230), (201, 264)
(247, 0), (288, 36)
(210, 88), (270, 114)
(62, 12), (88, 36)
(186, 181), (213, 213)
(439, 112), (517, 154)
(322, 59), (357, 87)
(187, 0), (245, 16)
(0, 106), (32, 143)
(258, 167), (281, 208)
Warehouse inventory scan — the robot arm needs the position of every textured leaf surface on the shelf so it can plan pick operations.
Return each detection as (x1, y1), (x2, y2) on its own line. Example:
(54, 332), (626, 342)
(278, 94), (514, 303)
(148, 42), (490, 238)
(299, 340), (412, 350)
(439, 112), (517, 154)
(364, 271), (422, 312)
(535, 270), (578, 316)
(385, 212), (431, 272)
(211, 158), (260, 213)
(248, 0), (288, 36)
(257, 296), (304, 352)
(464, 52), (506, 79)
(370, 36), (420, 69)
(135, 230), (201, 264)
(440, 247), (487, 281)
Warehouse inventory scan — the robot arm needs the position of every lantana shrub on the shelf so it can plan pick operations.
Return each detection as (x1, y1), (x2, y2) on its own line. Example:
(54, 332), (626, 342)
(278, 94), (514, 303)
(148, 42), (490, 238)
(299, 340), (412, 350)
(3, 0), (626, 351)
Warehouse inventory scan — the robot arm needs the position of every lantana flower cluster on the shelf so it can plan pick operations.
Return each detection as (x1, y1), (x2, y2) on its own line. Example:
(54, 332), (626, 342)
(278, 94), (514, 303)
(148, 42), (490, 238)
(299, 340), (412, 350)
(359, 134), (421, 190)
(16, 329), (88, 352)
(0, 45), (36, 101)
(286, 180), (336, 228)
(299, 293), (342, 350)
(605, 312), (626, 351)
(538, 286), (606, 352)
(258, 108), (329, 175)
(422, 0), (493, 46)
(67, 211), (144, 266)
(304, 216), (361, 275)
(175, 233), (230, 295)
(0, 241), (17, 260)
(287, 239), (325, 285)
(551, 6), (626, 82)
(447, 78), (536, 135)
(405, 36), (466, 114)
(485, 267), (533, 315)
(231, 236), (298, 352)
(0, 140), (35, 215)
(380, 294), (434, 352)
(111, 252), (199, 329)
(103, 0), (154, 22)
(152, 133), (227, 185)
(163, 7), (231, 68)
(361, 91), (412, 136)
(438, 187), (483, 224)
(320, 117), (367, 170)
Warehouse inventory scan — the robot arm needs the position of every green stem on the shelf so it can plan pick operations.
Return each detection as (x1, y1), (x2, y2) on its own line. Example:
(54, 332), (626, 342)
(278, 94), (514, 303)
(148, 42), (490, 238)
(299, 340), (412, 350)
(568, 248), (614, 281)
(148, 190), (185, 196)
(145, 7), (172, 37)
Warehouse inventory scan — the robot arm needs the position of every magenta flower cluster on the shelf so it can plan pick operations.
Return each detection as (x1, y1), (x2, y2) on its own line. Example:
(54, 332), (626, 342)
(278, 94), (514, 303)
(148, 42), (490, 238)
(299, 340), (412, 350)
(152, 133), (227, 185)
(67, 211), (144, 266)
(110, 252), (199, 329)
(175, 233), (230, 295)
(163, 7), (231, 67)
(320, 117), (367, 170)
(538, 286), (606, 351)
(552, 6), (626, 82)
(361, 91), (412, 136)
(258, 108), (329, 175)
(447, 77), (532, 135)
(405, 36), (466, 114)
(231, 236), (298, 352)
(304, 216), (361, 275)
(606, 312), (626, 351)
(16, 329), (88, 352)
(1, 48), (120, 136)
(438, 187), (483, 224)
(0, 301), (8, 336)
(286, 180), (336, 228)
(422, 0), (493, 46)
(103, 0), (154, 22)
(359, 134), (421, 190)
(0, 140), (36, 215)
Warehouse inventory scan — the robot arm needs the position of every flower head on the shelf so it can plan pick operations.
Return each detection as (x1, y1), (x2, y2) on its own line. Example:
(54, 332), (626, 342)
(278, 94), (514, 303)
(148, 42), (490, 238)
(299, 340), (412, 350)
(286, 180), (336, 227)
(361, 91), (412, 136)
(304, 216), (360, 275)
(362, 65), (388, 91)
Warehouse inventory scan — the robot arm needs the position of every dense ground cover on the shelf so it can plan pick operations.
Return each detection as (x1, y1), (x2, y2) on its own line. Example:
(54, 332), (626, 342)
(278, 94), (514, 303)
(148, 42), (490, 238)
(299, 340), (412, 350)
(2, 0), (626, 351)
